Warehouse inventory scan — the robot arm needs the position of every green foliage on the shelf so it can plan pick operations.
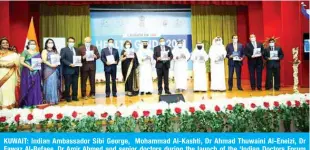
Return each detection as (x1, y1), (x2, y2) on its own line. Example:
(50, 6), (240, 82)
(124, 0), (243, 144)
(75, 117), (102, 132)
(1, 102), (309, 132)
(154, 109), (175, 132)
(201, 40), (211, 73)
(292, 103), (309, 132)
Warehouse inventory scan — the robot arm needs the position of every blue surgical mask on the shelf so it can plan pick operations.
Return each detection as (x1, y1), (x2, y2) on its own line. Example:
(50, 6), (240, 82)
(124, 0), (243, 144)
(85, 43), (91, 47)
(108, 43), (114, 48)
(269, 43), (275, 47)
(29, 45), (36, 50)
(160, 42), (165, 46)
(68, 43), (75, 48)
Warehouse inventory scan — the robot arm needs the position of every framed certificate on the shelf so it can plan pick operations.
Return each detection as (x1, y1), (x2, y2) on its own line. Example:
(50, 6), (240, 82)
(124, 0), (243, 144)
(199, 56), (205, 63)
(232, 51), (239, 57)
(126, 51), (135, 58)
(73, 56), (82, 67)
(180, 53), (186, 60)
(253, 48), (261, 57)
(270, 51), (279, 60)
(86, 51), (94, 61)
(50, 54), (60, 65)
(107, 55), (115, 64)
(160, 51), (169, 61)
(31, 58), (42, 70)
(233, 56), (241, 61)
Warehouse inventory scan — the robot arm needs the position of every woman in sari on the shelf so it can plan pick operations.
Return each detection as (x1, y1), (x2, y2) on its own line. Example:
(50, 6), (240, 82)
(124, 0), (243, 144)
(42, 39), (61, 105)
(0, 38), (20, 109)
(121, 40), (139, 96)
(20, 40), (43, 107)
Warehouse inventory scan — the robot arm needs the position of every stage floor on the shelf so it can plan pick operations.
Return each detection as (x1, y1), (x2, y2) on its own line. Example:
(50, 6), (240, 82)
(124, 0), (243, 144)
(58, 79), (309, 107)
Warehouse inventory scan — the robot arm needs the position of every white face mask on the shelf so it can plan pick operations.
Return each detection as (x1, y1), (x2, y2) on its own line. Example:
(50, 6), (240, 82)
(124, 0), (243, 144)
(125, 45), (130, 49)
(108, 43), (114, 48)
(68, 43), (75, 48)
(29, 45), (36, 50)
(250, 37), (256, 42)
(47, 43), (54, 48)
(177, 44), (183, 48)
(160, 42), (165, 46)
(216, 41), (221, 45)
(233, 39), (238, 43)
(85, 43), (91, 47)
(269, 43), (275, 47)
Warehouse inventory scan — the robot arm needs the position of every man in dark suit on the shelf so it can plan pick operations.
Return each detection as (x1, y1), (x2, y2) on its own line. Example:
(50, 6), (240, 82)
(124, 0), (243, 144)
(263, 38), (284, 91)
(101, 38), (120, 97)
(60, 37), (80, 102)
(79, 37), (100, 99)
(244, 34), (265, 91)
(226, 35), (244, 91)
(153, 37), (173, 95)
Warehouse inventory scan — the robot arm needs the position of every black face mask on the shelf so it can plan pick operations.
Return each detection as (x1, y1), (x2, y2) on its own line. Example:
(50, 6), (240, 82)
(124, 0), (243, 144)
(143, 45), (148, 49)
(197, 46), (202, 50)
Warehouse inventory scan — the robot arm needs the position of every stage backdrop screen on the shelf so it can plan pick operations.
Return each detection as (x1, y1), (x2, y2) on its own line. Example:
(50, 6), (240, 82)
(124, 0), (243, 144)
(90, 11), (192, 81)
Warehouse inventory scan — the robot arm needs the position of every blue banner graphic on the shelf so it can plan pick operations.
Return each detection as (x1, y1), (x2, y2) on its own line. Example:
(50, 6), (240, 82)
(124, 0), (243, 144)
(0, 133), (309, 150)
(90, 11), (192, 76)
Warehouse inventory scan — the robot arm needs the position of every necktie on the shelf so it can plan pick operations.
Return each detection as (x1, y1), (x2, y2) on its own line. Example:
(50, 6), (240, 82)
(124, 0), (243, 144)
(71, 47), (76, 56)
(253, 42), (256, 48)
(109, 48), (112, 55)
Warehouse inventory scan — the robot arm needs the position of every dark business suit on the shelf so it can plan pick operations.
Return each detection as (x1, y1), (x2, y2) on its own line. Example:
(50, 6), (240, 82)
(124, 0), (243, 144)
(226, 43), (244, 89)
(60, 47), (80, 101)
(101, 47), (120, 96)
(263, 46), (284, 90)
(244, 42), (265, 90)
(153, 45), (173, 93)
(79, 45), (100, 97)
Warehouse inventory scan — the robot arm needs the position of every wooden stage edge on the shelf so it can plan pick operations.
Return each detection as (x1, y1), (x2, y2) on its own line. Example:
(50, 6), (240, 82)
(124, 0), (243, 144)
(56, 79), (310, 107)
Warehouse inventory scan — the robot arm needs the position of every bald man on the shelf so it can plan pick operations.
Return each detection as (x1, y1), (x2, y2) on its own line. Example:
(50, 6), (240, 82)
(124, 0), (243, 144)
(79, 37), (100, 99)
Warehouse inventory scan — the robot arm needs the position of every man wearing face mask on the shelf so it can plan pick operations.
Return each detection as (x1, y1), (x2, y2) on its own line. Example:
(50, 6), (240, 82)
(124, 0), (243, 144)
(209, 37), (227, 92)
(101, 38), (120, 97)
(226, 35), (244, 91)
(191, 43), (209, 92)
(153, 37), (173, 95)
(263, 38), (284, 91)
(137, 40), (154, 95)
(60, 37), (80, 102)
(79, 37), (100, 100)
(172, 40), (190, 93)
(244, 34), (265, 91)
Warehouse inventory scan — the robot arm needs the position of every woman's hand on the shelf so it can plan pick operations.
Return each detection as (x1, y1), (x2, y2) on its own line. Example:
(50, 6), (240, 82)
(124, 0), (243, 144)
(5, 62), (15, 68)
(29, 67), (34, 71)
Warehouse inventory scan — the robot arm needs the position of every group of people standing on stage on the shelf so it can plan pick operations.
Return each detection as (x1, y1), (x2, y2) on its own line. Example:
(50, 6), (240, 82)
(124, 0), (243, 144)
(210, 34), (284, 92)
(0, 33), (284, 108)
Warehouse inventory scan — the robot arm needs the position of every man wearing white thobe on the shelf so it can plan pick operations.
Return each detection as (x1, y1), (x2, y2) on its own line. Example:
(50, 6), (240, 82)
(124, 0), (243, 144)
(191, 43), (209, 92)
(172, 40), (190, 92)
(137, 41), (153, 95)
(209, 37), (227, 91)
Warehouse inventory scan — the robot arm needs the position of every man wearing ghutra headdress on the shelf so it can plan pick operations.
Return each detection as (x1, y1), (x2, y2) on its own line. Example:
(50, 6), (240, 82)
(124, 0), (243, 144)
(209, 37), (227, 91)
(172, 40), (190, 92)
(191, 42), (209, 92)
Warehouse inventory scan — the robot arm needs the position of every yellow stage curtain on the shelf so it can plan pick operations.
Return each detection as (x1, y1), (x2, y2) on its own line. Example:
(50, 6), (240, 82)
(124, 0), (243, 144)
(191, 5), (237, 75)
(40, 4), (90, 46)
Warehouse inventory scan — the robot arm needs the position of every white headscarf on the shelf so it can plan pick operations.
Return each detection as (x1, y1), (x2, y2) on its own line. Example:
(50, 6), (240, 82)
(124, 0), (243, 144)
(212, 36), (224, 46)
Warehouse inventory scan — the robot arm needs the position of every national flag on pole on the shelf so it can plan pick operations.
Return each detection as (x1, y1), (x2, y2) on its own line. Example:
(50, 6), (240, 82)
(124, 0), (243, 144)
(24, 17), (39, 51)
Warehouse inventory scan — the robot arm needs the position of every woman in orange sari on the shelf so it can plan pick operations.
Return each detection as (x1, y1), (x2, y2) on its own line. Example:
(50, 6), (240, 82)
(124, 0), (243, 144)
(0, 38), (20, 109)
